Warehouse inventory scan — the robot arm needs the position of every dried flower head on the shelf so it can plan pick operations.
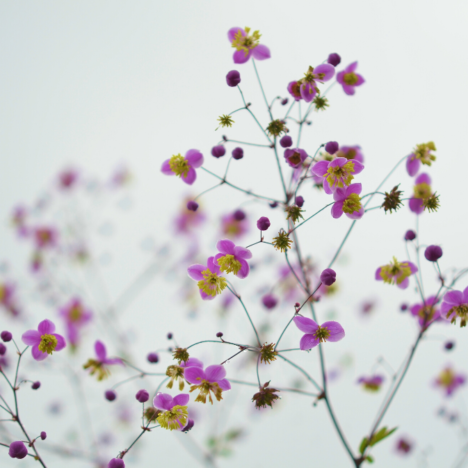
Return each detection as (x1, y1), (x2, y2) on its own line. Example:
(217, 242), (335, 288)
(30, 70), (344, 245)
(217, 114), (235, 129)
(144, 407), (162, 423)
(173, 348), (190, 364)
(314, 95), (329, 111)
(423, 193), (440, 213)
(381, 185), (403, 214)
(166, 365), (186, 390)
(285, 205), (305, 224)
(252, 381), (280, 409)
(266, 120), (288, 137)
(272, 229), (293, 253)
(259, 343), (278, 364)
(414, 141), (436, 166)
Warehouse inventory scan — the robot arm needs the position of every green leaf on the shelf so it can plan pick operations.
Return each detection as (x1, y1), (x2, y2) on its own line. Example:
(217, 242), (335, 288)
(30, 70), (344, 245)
(365, 455), (374, 464)
(369, 426), (398, 447)
(359, 437), (369, 455)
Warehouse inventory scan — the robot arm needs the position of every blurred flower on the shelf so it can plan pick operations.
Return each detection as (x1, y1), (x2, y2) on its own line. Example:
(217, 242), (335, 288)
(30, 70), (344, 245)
(441, 287), (468, 327)
(293, 316), (345, 350)
(221, 210), (249, 239)
(434, 366), (465, 397)
(22, 319), (66, 361)
(83, 341), (123, 380)
(410, 296), (441, 328)
(336, 62), (365, 95)
(406, 142), (436, 176)
(33, 226), (58, 249)
(228, 27), (270, 64)
(358, 375), (384, 392)
(375, 257), (418, 289)
(59, 298), (92, 347)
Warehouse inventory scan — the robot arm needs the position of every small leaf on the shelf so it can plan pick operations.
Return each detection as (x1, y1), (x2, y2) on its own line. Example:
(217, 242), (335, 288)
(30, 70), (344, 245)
(359, 437), (369, 454)
(369, 426), (398, 447)
(365, 455), (374, 464)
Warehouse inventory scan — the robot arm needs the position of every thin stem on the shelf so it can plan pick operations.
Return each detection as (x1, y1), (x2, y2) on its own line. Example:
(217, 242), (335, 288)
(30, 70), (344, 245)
(283, 100), (296, 119)
(290, 202), (335, 233)
(229, 379), (318, 397)
(224, 139), (271, 148)
(276, 354), (322, 392)
(252, 59), (273, 121)
(194, 182), (223, 202)
(273, 139), (288, 201)
(256, 354), (262, 388)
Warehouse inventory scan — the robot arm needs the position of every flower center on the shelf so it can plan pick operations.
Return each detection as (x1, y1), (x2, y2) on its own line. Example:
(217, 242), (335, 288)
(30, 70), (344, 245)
(448, 305), (468, 327)
(0, 285), (5, 302)
(69, 306), (83, 322)
(83, 359), (109, 381)
(313, 326), (331, 343)
(169, 154), (190, 178)
(38, 334), (58, 355)
(157, 405), (188, 431)
(288, 151), (302, 166)
(379, 258), (412, 285)
(342, 193), (362, 214)
(189, 380), (223, 404)
(418, 305), (436, 323)
(414, 142), (436, 165)
(291, 82), (302, 98)
(326, 161), (355, 188)
(231, 27), (261, 55)
(197, 269), (227, 297)
(217, 254), (242, 275)
(413, 183), (432, 199)
(343, 72), (359, 85)
(439, 369), (455, 388)
(165, 365), (185, 390)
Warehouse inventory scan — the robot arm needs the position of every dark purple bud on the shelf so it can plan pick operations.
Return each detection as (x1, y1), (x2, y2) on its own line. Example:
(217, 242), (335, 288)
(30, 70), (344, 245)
(216, 332), (223, 338)
(400, 303), (408, 311)
(186, 201), (199, 212)
(295, 196), (304, 208)
(425, 245), (443, 262)
(405, 230), (416, 241)
(31, 381), (41, 390)
(320, 268), (336, 286)
(1, 331), (12, 342)
(327, 53), (341, 67)
(108, 459), (125, 468)
(226, 70), (241, 87)
(262, 294), (278, 310)
(8, 441), (28, 459)
(0, 343), (6, 356)
(444, 341), (455, 351)
(257, 216), (271, 231)
(269, 201), (278, 208)
(294, 302), (300, 308)
(281, 98), (289, 106)
(105, 390), (117, 402)
(135, 389), (149, 403)
(325, 141), (339, 155)
(182, 419), (195, 433)
(211, 145), (226, 158)
(233, 209), (246, 221)
(232, 147), (244, 160)
(280, 135), (293, 148)
(147, 352), (159, 363)
(40, 431), (47, 441)
(167, 332), (173, 339)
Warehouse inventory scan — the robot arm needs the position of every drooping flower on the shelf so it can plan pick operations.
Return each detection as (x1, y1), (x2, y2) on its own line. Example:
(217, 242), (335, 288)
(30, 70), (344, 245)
(293, 316), (345, 350)
(161, 150), (204, 185)
(406, 142), (436, 176)
(409, 296), (441, 328)
(331, 183), (364, 219)
(22, 320), (66, 361)
(358, 375), (384, 392)
(336, 62), (365, 95)
(441, 287), (468, 327)
(187, 257), (228, 300)
(215, 239), (252, 279)
(252, 381), (280, 409)
(375, 257), (418, 289)
(228, 27), (270, 64)
(165, 357), (204, 390)
(337, 145), (364, 163)
(311, 158), (364, 194)
(409, 173), (434, 214)
(434, 366), (465, 397)
(185, 364), (231, 404)
(59, 298), (92, 347)
(83, 341), (123, 380)
(154, 393), (190, 431)
(284, 148), (308, 168)
(220, 210), (249, 239)
(287, 64), (335, 102)
(34, 226), (58, 249)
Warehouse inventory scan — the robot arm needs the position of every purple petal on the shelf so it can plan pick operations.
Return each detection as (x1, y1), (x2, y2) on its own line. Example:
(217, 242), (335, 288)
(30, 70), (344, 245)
(180, 357), (204, 368)
(218, 378), (231, 391)
(228, 27), (244, 43)
(95, 340), (107, 361)
(329, 157), (347, 168)
(323, 179), (333, 194)
(346, 61), (358, 73)
(333, 187), (347, 201)
(187, 264), (205, 281)
(182, 166), (196, 185)
(409, 198), (424, 214)
(311, 161), (329, 177)
(346, 207), (364, 220)
(300, 82), (316, 102)
(22, 330), (41, 346)
(406, 262), (418, 274)
(233, 246), (252, 260)
(216, 239), (235, 255)
(104, 357), (124, 366)
(331, 202), (344, 219)
(172, 393), (190, 407)
(233, 49), (251, 64)
(236, 259), (250, 279)
(415, 173), (431, 185)
(53, 334), (66, 351)
(345, 183), (362, 196)
(463, 287), (468, 303)
(355, 74), (365, 86)
(38, 320), (56, 335)
(185, 150), (203, 168)
(351, 160), (364, 175)
(200, 289), (215, 301)
(252, 44), (270, 60)
(207, 257), (221, 275)
(205, 365), (226, 382)
(375, 267), (383, 281)
(444, 290), (463, 306)
(161, 160), (173, 176)
(184, 366), (206, 384)
(440, 302), (453, 320)
(342, 84), (356, 96)
(336, 71), (345, 85)
(153, 393), (173, 411)
(293, 316), (319, 334)
(397, 277), (409, 289)
(32, 345), (48, 361)
(300, 334), (320, 350)
(314, 63), (335, 81)
(321, 321), (345, 342)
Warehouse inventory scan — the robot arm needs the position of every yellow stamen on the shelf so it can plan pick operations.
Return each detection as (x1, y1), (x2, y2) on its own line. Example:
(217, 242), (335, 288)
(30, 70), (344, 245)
(169, 154), (190, 178)
(217, 254), (242, 275)
(197, 270), (227, 297)
(38, 334), (58, 355)
(157, 405), (188, 431)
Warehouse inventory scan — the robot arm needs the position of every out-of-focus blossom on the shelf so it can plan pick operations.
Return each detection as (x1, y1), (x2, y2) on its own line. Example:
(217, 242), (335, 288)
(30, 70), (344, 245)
(166, 357), (203, 391)
(161, 150), (204, 185)
(111, 166), (132, 187)
(409, 173), (436, 214)
(406, 142), (436, 176)
(215, 240), (252, 279)
(441, 287), (468, 327)
(325, 141), (339, 155)
(375, 257), (418, 289)
(11, 206), (28, 237)
(312, 158), (364, 194)
(395, 436), (414, 456)
(288, 64), (335, 102)
(284, 148), (308, 168)
(58, 168), (79, 190)
(83, 341), (123, 380)
(410, 296), (441, 328)
(0, 282), (20, 316)
(188, 257), (227, 301)
(434, 366), (465, 397)
(154, 393), (189, 430)
(336, 145), (364, 163)
(337, 62), (365, 95)
(22, 320), (66, 361)
(59, 298), (92, 347)
(174, 198), (205, 235)
(262, 293), (278, 310)
(34, 227), (58, 249)
(228, 27), (270, 64)
(185, 364), (231, 404)
(293, 316), (345, 350)
(221, 210), (249, 239)
(331, 183), (364, 219)
(358, 375), (384, 392)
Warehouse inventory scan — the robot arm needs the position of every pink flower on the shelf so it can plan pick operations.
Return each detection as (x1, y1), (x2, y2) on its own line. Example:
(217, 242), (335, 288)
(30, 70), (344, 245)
(337, 62), (365, 95)
(228, 27), (270, 64)
(410, 296), (441, 328)
(284, 148), (308, 168)
(22, 320), (66, 361)
(214, 239), (252, 279)
(441, 286), (468, 327)
(161, 150), (204, 185)
(83, 341), (123, 380)
(331, 183), (364, 219)
(153, 393), (191, 431)
(59, 298), (92, 347)
(287, 64), (335, 102)
(293, 316), (345, 350)
(33, 227), (58, 249)
(434, 366), (465, 397)
(187, 257), (227, 301)
(58, 168), (79, 190)
(409, 173), (433, 215)
(220, 210), (249, 239)
(375, 257), (418, 290)
(358, 375), (384, 392)
(185, 364), (231, 404)
(312, 158), (364, 194)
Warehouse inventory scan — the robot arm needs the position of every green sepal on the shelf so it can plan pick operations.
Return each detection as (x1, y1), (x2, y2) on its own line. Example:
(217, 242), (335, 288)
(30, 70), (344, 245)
(365, 455), (374, 464)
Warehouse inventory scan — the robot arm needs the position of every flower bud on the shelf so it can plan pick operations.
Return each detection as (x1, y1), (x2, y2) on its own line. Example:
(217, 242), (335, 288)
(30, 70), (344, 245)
(232, 147), (244, 160)
(105, 390), (117, 402)
(424, 245), (443, 262)
(147, 352), (159, 363)
(0, 343), (6, 356)
(269, 201), (278, 208)
(295, 196), (304, 208)
(167, 332), (173, 339)
(186, 201), (199, 212)
(108, 459), (125, 468)
(226, 70), (241, 87)
(281, 98), (289, 106)
(1, 331), (12, 342)
(444, 341), (455, 351)
(404, 230), (416, 241)
(233, 209), (246, 221)
(325, 141), (339, 155)
(262, 294), (278, 310)
(280, 135), (293, 148)
(216, 332), (223, 338)
(211, 145), (226, 158)
(327, 53), (341, 66)
(182, 419), (195, 433)
(400, 303), (408, 311)
(31, 381), (41, 390)
(257, 217), (271, 231)
(8, 441), (28, 459)
(135, 389), (149, 403)
(320, 268), (336, 286)
(40, 431), (47, 440)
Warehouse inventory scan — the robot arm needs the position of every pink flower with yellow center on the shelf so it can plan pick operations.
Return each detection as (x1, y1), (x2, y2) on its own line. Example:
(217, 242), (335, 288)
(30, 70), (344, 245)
(312, 157), (364, 194)
(409, 173), (433, 214)
(22, 320), (66, 361)
(336, 61), (365, 95)
(59, 298), (92, 347)
(287, 64), (335, 102)
(187, 257), (227, 301)
(441, 286), (468, 327)
(434, 366), (465, 397)
(184, 364), (231, 404)
(215, 239), (252, 279)
(375, 257), (418, 289)
(161, 150), (204, 185)
(410, 296), (441, 328)
(293, 316), (345, 350)
(228, 27), (270, 64)
(331, 183), (364, 219)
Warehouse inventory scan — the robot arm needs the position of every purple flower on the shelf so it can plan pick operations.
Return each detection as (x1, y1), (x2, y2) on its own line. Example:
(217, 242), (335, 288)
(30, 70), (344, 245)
(331, 183), (364, 219)
(284, 148), (308, 168)
(228, 27), (270, 64)
(320, 269), (336, 286)
(358, 375), (384, 392)
(147, 352), (159, 363)
(1, 330), (12, 342)
(312, 157), (364, 194)
(0, 343), (6, 355)
(262, 294), (278, 310)
(221, 211), (249, 239)
(83, 341), (123, 380)
(40, 431), (47, 440)
(375, 257), (418, 289)
(215, 239), (252, 279)
(337, 62), (365, 95)
(287, 64), (335, 102)
(232, 147), (244, 160)
(336, 145), (364, 163)
(325, 141), (339, 155)
(59, 298), (92, 347)
(34, 226), (58, 249)
(409, 173), (432, 214)
(22, 320), (66, 361)
(185, 365), (231, 404)
(108, 459), (125, 468)
(410, 296), (440, 328)
(136, 389), (149, 403)
(211, 145), (226, 158)
(280, 135), (293, 148)
(406, 142), (436, 176)
(32, 381), (41, 390)
(434, 366), (465, 397)
(226, 70), (241, 87)
(395, 437), (414, 456)
(161, 149), (204, 185)
(425, 245), (443, 262)
(188, 257), (227, 300)
(8, 441), (28, 459)
(441, 287), (468, 327)
(257, 216), (271, 231)
(293, 316), (345, 350)
(327, 53), (341, 67)
(295, 196), (305, 207)
(404, 230), (416, 241)
(153, 393), (190, 430)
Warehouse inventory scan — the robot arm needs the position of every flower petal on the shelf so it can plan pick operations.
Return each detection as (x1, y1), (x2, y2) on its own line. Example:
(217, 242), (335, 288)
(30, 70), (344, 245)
(311, 161), (329, 177)
(38, 320), (56, 335)
(180, 357), (204, 368)
(346, 207), (364, 219)
(314, 63), (335, 81)
(342, 84), (356, 96)
(321, 321), (345, 342)
(184, 366), (206, 384)
(331, 202), (344, 219)
(185, 150), (203, 168)
(346, 183), (362, 196)
(205, 365), (226, 382)
(444, 290), (463, 306)
(218, 378), (231, 391)
(346, 61), (358, 73)
(187, 264), (205, 281)
(161, 160), (173, 176)
(233, 246), (252, 259)
(172, 393), (190, 407)
(182, 166), (196, 185)
(95, 340), (107, 361)
(463, 286), (468, 303)
(236, 259), (250, 279)
(406, 154), (420, 177)
(252, 44), (270, 60)
(375, 267), (383, 281)
(153, 393), (173, 411)
(216, 239), (235, 255)
(233, 49), (251, 64)
(22, 330), (41, 346)
(415, 173), (431, 185)
(293, 316), (319, 334)
(409, 197), (424, 214)
(32, 345), (48, 361)
(351, 160), (364, 175)
(53, 334), (66, 351)
(228, 27), (244, 43)
(397, 277), (409, 289)
(299, 334), (319, 350)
